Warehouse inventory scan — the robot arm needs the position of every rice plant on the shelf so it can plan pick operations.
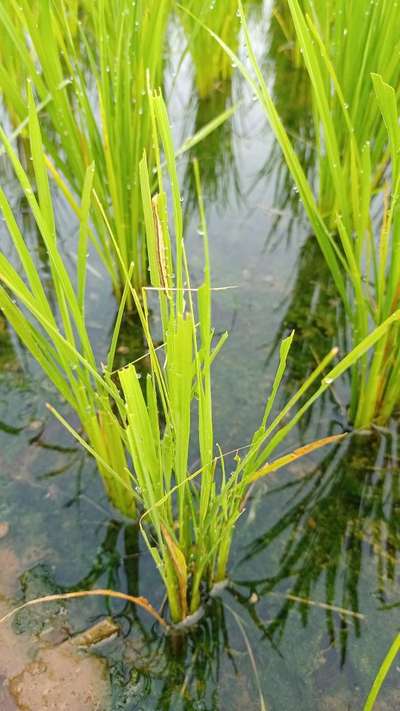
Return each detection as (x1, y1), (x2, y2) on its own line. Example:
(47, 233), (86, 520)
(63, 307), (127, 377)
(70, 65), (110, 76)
(51, 89), (398, 625)
(199, 0), (400, 428)
(270, 0), (400, 221)
(0, 0), (171, 294)
(0, 86), (135, 518)
(178, 0), (242, 98)
(101, 90), (335, 622)
(296, 0), (400, 223)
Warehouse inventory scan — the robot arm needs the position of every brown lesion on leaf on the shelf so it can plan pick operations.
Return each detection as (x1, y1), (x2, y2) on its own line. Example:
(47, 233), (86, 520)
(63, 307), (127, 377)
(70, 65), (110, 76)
(152, 194), (171, 297)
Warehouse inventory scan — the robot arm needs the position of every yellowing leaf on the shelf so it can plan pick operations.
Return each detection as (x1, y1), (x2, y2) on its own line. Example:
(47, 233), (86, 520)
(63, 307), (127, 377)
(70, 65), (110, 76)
(161, 524), (188, 619)
(249, 434), (346, 483)
(152, 194), (171, 297)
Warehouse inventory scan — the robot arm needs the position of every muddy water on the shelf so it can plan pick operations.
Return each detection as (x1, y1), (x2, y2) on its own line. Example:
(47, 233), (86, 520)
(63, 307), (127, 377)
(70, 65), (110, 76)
(0, 543), (110, 710)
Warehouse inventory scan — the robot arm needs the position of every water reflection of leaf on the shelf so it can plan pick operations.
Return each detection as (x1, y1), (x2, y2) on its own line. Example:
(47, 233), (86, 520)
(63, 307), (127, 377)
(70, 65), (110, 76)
(236, 429), (400, 665)
(0, 314), (17, 373)
(178, 0), (263, 99)
(183, 83), (240, 223)
(266, 234), (345, 432)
